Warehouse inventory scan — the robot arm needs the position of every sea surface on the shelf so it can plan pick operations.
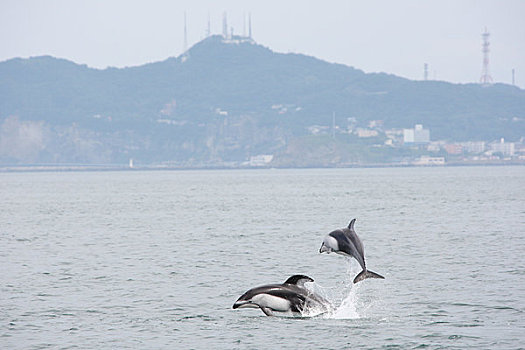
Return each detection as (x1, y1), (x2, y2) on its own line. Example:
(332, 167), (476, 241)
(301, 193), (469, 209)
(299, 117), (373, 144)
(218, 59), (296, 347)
(1, 166), (524, 349)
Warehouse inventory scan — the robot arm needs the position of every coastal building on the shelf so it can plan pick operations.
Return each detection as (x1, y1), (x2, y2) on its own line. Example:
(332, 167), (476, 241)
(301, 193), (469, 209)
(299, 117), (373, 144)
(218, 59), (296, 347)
(412, 156), (445, 166)
(355, 128), (378, 138)
(403, 124), (430, 144)
(515, 143), (525, 157)
(444, 144), (463, 155)
(426, 142), (441, 152)
(385, 128), (403, 144)
(460, 141), (486, 153)
(249, 154), (273, 166)
(368, 120), (384, 129)
(308, 125), (330, 135)
(489, 138), (515, 156)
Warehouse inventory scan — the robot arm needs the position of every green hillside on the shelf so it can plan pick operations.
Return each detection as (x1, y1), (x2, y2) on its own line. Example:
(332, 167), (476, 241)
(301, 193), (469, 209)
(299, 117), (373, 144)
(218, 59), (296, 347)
(1, 35), (524, 165)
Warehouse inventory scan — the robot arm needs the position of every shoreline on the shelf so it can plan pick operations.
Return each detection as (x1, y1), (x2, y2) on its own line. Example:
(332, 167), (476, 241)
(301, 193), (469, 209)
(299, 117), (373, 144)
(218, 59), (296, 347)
(1, 160), (524, 173)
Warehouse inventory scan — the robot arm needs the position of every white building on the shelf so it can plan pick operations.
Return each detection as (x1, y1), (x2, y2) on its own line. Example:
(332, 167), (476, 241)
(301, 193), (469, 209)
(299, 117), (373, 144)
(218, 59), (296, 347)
(403, 124), (430, 144)
(249, 155), (274, 167)
(355, 128), (378, 138)
(412, 156), (445, 166)
(490, 138), (515, 156)
(308, 125), (330, 135)
(460, 141), (486, 154)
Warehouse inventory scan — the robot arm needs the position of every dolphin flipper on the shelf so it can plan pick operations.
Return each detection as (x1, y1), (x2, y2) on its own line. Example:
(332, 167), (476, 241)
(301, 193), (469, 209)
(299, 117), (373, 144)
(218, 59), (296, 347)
(260, 307), (274, 316)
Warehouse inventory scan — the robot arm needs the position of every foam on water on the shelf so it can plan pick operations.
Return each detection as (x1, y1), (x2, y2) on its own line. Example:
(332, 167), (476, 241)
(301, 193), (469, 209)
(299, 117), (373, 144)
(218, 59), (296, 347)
(330, 282), (361, 319)
(305, 262), (364, 319)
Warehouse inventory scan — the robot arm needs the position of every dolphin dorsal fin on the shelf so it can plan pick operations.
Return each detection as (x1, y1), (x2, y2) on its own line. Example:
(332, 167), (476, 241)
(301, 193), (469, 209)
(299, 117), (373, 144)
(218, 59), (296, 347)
(348, 218), (356, 230)
(284, 275), (314, 287)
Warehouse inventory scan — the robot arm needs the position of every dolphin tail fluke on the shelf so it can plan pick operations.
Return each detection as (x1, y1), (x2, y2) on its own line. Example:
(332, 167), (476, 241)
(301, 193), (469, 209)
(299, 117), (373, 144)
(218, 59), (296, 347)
(353, 269), (385, 284)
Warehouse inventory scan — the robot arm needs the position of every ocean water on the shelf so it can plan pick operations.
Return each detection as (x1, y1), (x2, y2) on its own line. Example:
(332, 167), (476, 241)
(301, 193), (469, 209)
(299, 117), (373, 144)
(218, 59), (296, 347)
(1, 166), (524, 349)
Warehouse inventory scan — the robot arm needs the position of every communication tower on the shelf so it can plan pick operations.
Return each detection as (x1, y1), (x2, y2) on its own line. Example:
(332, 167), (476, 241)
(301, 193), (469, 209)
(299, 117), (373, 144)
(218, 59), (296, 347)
(222, 12), (228, 38)
(243, 12), (246, 37)
(206, 12), (211, 37)
(249, 13), (252, 38)
(480, 28), (493, 85)
(183, 12), (188, 52)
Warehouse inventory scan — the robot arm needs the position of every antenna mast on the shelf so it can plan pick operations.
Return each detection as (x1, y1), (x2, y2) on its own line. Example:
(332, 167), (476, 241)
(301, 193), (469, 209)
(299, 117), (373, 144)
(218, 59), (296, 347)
(249, 13), (252, 38)
(243, 12), (246, 37)
(480, 28), (493, 85)
(206, 12), (211, 37)
(222, 12), (228, 38)
(183, 12), (188, 52)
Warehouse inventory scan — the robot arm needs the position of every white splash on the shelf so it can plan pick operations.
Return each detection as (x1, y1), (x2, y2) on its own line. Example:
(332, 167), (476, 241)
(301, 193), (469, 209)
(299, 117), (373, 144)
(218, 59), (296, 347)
(313, 262), (365, 319)
(330, 282), (361, 319)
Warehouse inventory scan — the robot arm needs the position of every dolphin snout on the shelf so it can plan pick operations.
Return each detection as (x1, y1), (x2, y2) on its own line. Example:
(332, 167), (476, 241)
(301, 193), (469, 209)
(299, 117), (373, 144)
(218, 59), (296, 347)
(233, 300), (253, 309)
(319, 243), (330, 254)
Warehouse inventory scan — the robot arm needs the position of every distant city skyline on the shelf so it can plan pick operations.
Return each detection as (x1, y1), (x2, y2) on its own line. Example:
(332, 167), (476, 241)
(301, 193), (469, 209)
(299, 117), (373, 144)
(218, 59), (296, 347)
(1, 0), (524, 88)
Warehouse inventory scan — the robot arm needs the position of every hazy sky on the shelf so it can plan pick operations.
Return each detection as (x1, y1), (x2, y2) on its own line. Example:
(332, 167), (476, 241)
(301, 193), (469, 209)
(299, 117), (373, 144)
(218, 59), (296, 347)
(1, 0), (524, 88)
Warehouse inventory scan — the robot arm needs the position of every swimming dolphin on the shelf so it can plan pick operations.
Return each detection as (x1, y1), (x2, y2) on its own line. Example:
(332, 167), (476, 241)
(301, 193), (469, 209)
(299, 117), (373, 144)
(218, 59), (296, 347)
(319, 218), (385, 284)
(232, 275), (330, 316)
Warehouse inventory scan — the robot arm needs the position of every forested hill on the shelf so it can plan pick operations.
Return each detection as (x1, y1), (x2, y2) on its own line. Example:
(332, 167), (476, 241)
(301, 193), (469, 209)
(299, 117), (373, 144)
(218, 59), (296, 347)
(1, 35), (524, 165)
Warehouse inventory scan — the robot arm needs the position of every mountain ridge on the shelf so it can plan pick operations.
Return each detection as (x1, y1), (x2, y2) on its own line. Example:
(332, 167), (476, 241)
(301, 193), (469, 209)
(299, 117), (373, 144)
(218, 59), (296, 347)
(1, 35), (524, 165)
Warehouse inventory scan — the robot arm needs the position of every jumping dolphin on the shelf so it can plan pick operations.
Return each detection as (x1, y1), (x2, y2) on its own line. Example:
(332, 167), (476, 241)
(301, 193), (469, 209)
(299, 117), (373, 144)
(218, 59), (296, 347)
(319, 218), (385, 284)
(232, 275), (330, 316)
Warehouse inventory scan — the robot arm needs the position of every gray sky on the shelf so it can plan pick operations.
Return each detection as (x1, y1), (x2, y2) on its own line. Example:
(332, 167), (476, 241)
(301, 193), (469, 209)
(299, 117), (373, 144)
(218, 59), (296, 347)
(1, 0), (524, 87)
